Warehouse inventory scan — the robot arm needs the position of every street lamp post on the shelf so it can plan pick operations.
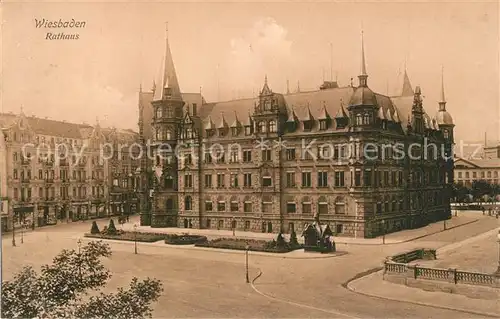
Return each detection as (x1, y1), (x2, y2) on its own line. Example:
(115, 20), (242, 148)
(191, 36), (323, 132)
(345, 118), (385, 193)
(443, 218), (447, 230)
(232, 216), (236, 236)
(245, 243), (250, 283)
(495, 230), (500, 276)
(12, 215), (16, 247)
(381, 219), (386, 245)
(21, 223), (24, 244)
(134, 224), (138, 254)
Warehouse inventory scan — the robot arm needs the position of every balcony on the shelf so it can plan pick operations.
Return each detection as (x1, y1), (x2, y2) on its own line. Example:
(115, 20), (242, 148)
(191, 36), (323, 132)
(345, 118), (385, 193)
(44, 178), (54, 184)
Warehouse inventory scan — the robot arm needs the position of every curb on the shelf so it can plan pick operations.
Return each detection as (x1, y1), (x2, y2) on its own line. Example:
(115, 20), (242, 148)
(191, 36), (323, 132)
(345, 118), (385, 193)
(250, 270), (360, 318)
(344, 269), (500, 318)
(79, 236), (349, 260)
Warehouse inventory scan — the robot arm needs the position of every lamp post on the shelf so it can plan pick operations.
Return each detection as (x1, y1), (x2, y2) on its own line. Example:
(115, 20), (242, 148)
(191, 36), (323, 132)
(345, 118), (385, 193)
(21, 222), (24, 244)
(77, 238), (82, 280)
(245, 243), (250, 283)
(134, 224), (138, 254)
(232, 216), (236, 236)
(443, 218), (447, 230)
(495, 230), (500, 276)
(381, 219), (386, 245)
(12, 214), (16, 247)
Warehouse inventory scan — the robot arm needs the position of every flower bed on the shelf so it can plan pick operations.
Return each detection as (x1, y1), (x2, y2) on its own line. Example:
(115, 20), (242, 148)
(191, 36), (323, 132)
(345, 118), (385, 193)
(164, 234), (208, 245)
(195, 238), (302, 253)
(84, 231), (167, 243)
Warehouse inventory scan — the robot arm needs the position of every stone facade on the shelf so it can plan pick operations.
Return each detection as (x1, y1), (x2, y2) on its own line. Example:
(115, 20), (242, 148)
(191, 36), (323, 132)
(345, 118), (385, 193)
(140, 32), (455, 238)
(0, 111), (139, 231)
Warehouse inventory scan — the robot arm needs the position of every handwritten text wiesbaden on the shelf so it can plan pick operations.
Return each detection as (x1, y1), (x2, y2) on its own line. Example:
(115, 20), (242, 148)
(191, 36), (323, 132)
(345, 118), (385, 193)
(35, 19), (86, 40)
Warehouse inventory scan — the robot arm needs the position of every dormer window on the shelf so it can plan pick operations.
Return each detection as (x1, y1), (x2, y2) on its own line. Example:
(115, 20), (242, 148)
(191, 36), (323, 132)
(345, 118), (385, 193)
(231, 127), (240, 136)
(443, 129), (449, 139)
(185, 128), (193, 139)
(319, 120), (329, 130)
(257, 121), (266, 133)
(269, 120), (277, 133)
(363, 113), (372, 125)
(155, 107), (162, 119)
(166, 106), (174, 118)
(303, 120), (313, 132)
(265, 101), (271, 111)
(244, 126), (252, 136)
(355, 114), (363, 126)
(206, 129), (215, 138)
(218, 128), (226, 137)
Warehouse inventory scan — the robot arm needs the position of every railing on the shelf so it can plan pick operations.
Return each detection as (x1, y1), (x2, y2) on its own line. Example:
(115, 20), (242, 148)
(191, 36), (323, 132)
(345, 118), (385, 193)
(384, 249), (499, 288)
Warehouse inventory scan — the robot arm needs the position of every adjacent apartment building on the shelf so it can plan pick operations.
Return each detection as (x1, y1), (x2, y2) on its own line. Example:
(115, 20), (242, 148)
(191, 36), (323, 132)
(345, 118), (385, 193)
(0, 112), (140, 231)
(454, 157), (500, 187)
(138, 30), (455, 238)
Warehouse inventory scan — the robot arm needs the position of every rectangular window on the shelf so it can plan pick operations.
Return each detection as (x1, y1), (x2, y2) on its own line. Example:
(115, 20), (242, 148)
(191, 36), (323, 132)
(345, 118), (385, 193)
(217, 201), (226, 212)
(184, 174), (193, 188)
(230, 150), (239, 163)
(391, 171), (397, 186)
(230, 173), (239, 188)
(335, 171), (345, 187)
(286, 148), (296, 161)
(262, 176), (272, 187)
(363, 169), (372, 187)
(287, 203), (296, 213)
(185, 154), (192, 165)
(302, 172), (312, 187)
(384, 171), (389, 186)
(286, 172), (296, 188)
(317, 171), (328, 187)
(230, 201), (238, 212)
(205, 201), (213, 211)
(217, 174), (225, 188)
(244, 201), (252, 212)
(204, 152), (213, 163)
(354, 170), (361, 187)
(262, 149), (272, 161)
(244, 173), (252, 187)
(243, 150), (252, 162)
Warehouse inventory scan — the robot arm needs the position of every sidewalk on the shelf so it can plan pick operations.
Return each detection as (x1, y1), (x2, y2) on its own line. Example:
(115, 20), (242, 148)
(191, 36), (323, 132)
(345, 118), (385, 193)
(347, 270), (500, 317)
(113, 213), (480, 245)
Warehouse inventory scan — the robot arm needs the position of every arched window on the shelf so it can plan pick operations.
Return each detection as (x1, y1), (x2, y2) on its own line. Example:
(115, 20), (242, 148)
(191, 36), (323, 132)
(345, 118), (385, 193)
(335, 196), (346, 214)
(186, 128), (193, 139)
(443, 129), (449, 139)
(243, 196), (252, 212)
(156, 107), (162, 119)
(230, 196), (239, 212)
(269, 120), (277, 133)
(184, 196), (192, 211)
(166, 129), (173, 140)
(155, 128), (160, 140)
(318, 196), (328, 215)
(302, 196), (312, 214)
(258, 121), (266, 133)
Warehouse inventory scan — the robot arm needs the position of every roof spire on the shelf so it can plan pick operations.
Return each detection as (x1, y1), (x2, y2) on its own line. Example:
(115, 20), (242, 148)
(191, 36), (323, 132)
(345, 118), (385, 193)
(286, 79), (290, 94)
(401, 68), (414, 96)
(358, 28), (368, 87)
(139, 82), (142, 93)
(297, 80), (300, 93)
(153, 21), (182, 101)
(439, 66), (446, 111)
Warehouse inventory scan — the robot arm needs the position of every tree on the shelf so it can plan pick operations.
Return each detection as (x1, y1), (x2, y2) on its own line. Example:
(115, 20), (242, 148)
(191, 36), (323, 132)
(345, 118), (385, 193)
(472, 180), (491, 203)
(107, 219), (117, 235)
(90, 221), (100, 234)
(1, 241), (163, 319)
(276, 232), (286, 249)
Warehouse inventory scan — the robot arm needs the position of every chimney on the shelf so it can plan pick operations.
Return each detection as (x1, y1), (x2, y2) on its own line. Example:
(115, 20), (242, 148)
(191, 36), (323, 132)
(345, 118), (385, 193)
(192, 103), (198, 117)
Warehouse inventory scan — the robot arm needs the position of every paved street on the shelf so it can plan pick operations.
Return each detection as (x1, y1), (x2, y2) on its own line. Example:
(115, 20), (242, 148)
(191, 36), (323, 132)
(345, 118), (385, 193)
(2, 213), (499, 318)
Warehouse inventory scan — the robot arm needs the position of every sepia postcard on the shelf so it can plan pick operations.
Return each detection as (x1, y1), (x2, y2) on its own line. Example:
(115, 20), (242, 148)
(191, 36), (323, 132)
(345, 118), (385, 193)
(1, 1), (499, 318)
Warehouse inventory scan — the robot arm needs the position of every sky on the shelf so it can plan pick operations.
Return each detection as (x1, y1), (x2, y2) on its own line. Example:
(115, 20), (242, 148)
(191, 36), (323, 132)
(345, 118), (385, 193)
(1, 1), (499, 143)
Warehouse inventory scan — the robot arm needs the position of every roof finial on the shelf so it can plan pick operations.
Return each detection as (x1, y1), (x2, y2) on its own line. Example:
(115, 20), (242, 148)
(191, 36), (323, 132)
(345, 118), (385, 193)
(358, 27), (368, 87)
(286, 79), (290, 94)
(439, 66), (446, 110)
(265, 74), (268, 85)
(297, 80), (300, 93)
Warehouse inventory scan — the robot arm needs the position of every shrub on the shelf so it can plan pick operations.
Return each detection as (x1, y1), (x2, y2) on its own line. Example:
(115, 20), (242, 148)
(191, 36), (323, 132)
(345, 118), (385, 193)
(90, 221), (100, 234)
(107, 219), (117, 235)
(290, 230), (299, 247)
(276, 233), (286, 249)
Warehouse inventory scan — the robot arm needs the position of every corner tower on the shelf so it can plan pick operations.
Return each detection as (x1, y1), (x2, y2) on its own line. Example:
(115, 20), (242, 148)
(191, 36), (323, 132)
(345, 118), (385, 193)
(150, 24), (185, 227)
